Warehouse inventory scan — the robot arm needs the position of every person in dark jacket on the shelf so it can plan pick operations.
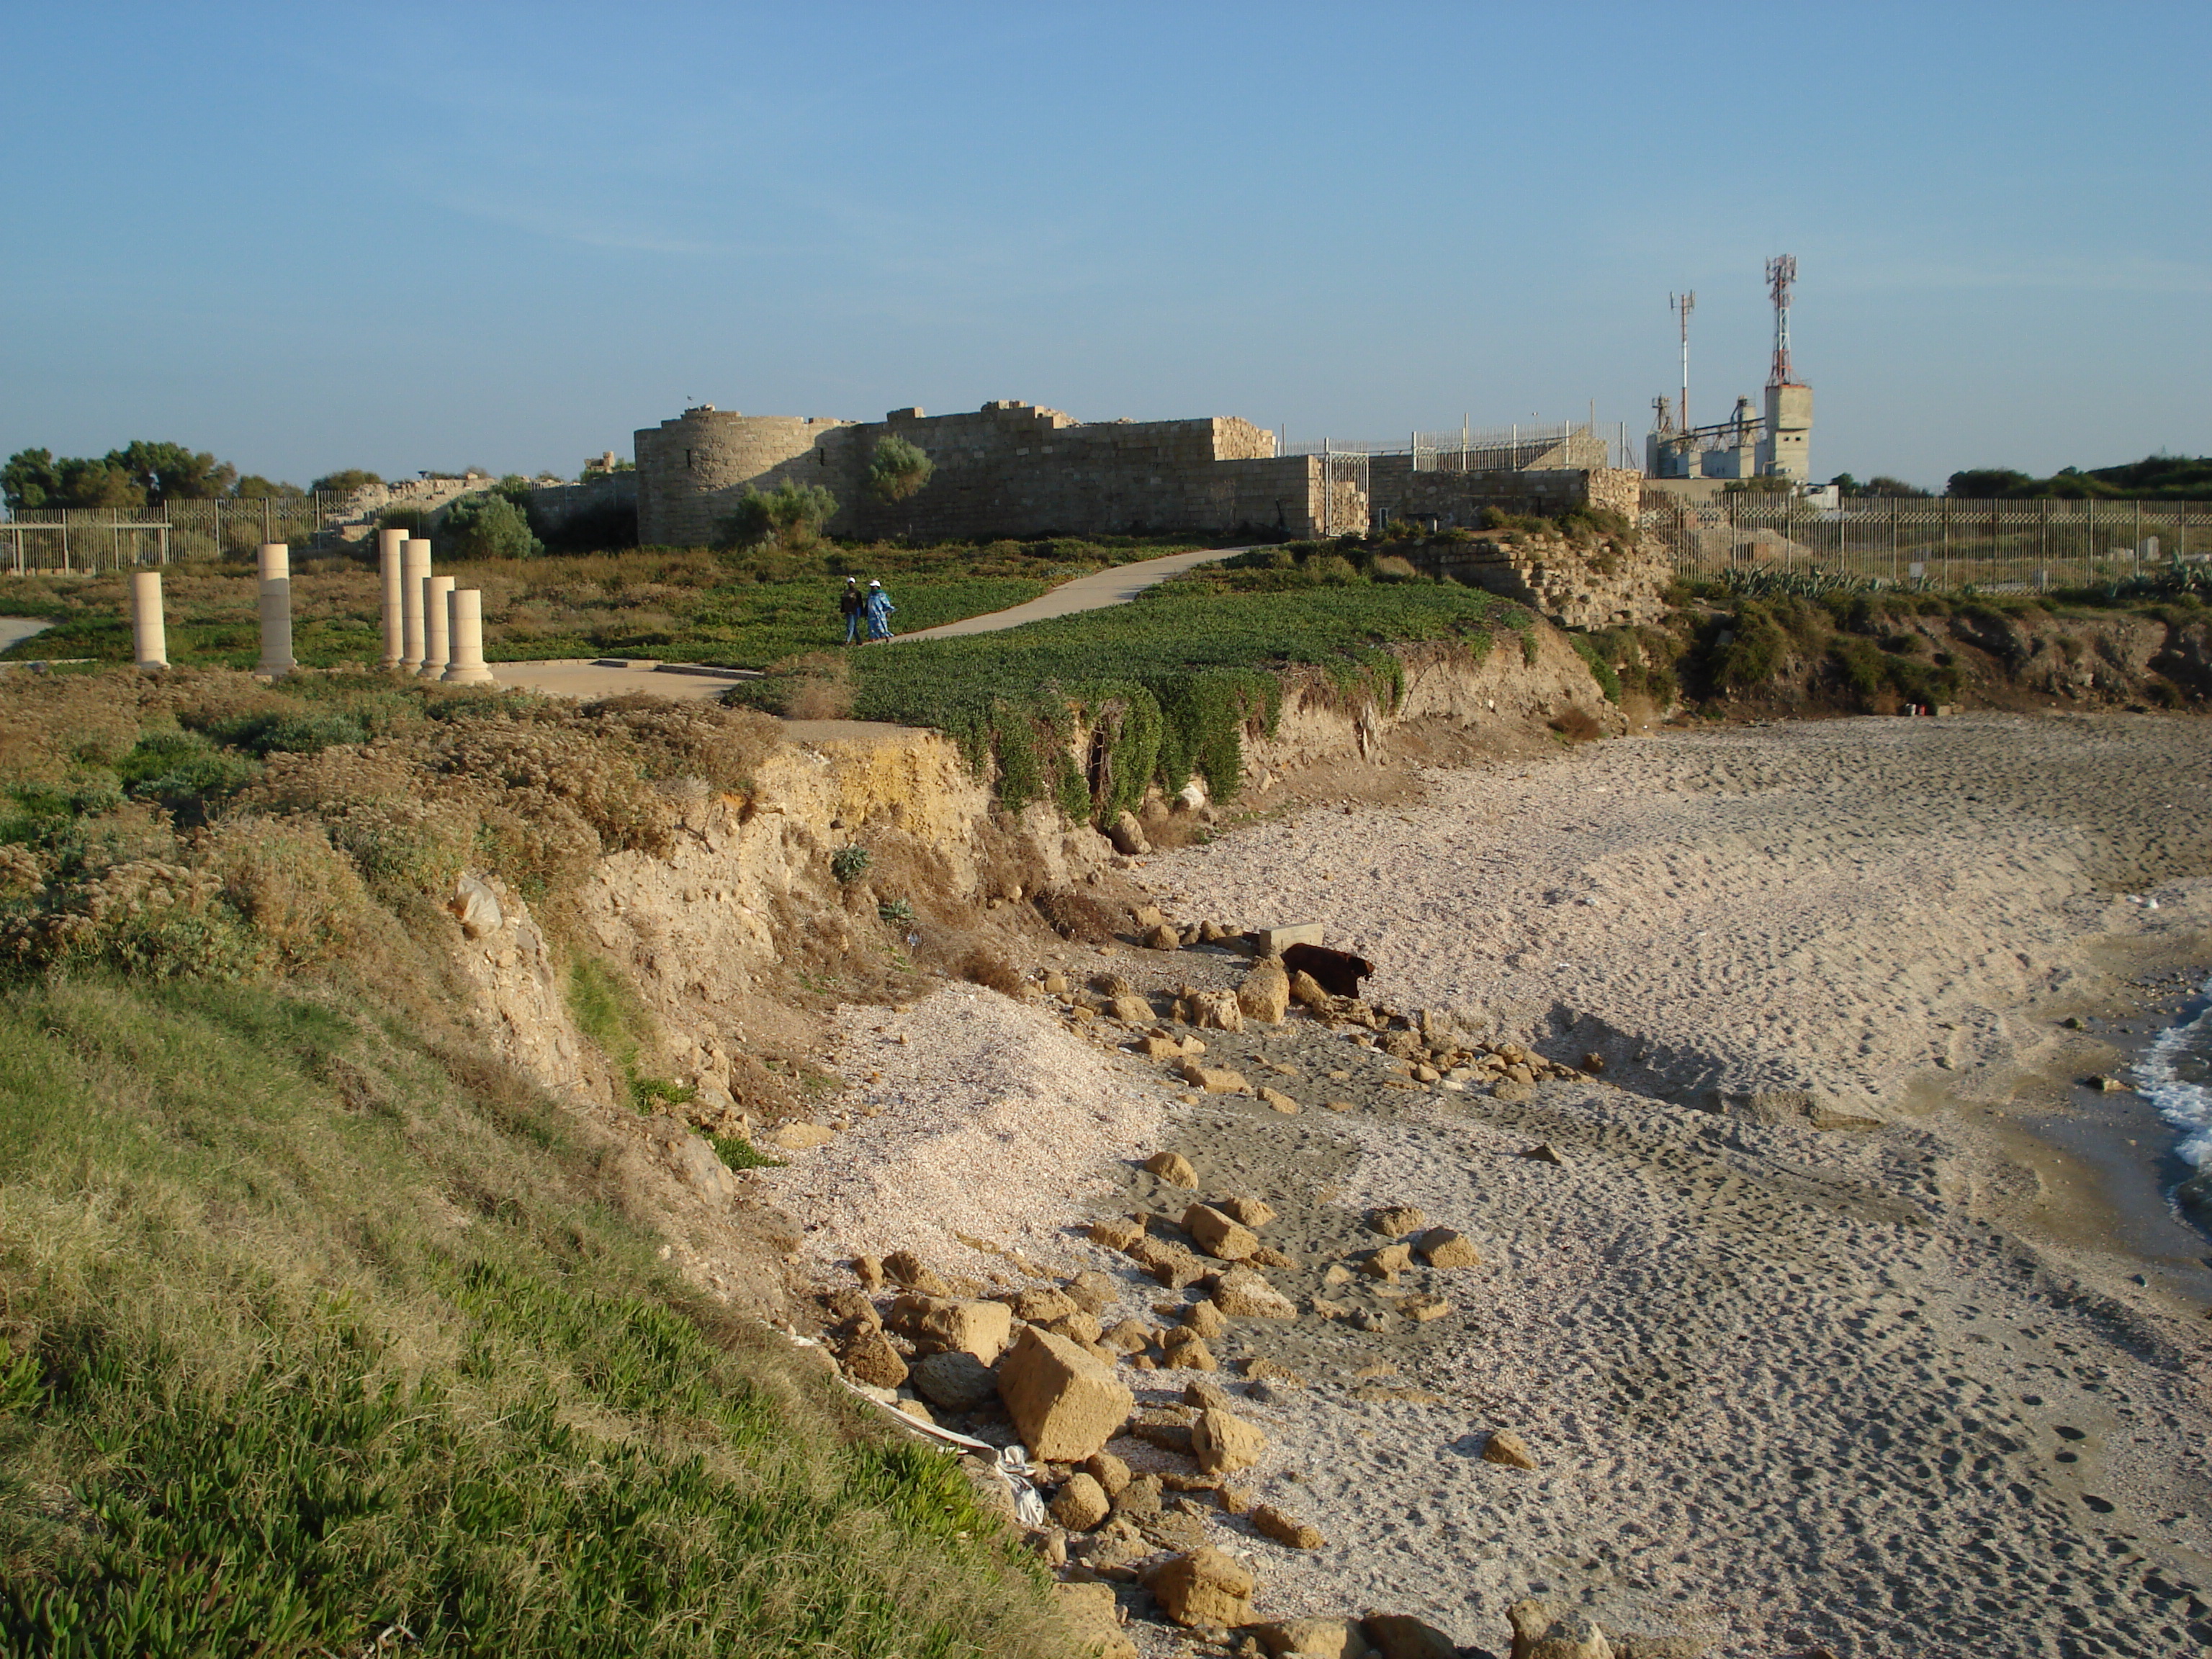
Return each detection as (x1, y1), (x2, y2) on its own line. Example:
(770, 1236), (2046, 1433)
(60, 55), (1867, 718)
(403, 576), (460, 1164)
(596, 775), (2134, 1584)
(839, 577), (863, 644)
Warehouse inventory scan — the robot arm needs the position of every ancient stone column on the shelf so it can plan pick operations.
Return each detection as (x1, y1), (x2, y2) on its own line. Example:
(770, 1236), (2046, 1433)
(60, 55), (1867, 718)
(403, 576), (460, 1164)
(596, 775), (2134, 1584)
(131, 570), (168, 670)
(377, 526), (408, 667)
(257, 542), (295, 678)
(420, 574), (456, 678)
(441, 588), (497, 685)
(400, 536), (431, 670)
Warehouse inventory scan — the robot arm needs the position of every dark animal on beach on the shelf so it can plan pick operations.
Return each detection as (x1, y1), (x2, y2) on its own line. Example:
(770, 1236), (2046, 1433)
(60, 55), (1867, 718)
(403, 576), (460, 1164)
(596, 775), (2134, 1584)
(1280, 943), (1373, 999)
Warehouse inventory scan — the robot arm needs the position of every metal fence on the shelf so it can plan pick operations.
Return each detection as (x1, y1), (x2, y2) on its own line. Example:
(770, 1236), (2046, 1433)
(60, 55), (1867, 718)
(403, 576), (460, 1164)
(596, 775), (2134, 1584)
(1644, 495), (2212, 592)
(1285, 422), (1619, 473)
(1, 494), (346, 575)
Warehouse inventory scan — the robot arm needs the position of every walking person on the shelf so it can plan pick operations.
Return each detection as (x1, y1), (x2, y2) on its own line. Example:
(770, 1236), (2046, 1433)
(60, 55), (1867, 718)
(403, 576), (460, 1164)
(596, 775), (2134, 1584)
(839, 576), (863, 644)
(862, 577), (896, 643)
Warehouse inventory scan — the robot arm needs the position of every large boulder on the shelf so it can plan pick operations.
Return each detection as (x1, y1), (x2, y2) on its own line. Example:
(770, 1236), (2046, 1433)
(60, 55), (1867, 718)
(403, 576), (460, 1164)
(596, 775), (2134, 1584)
(1238, 959), (1292, 1024)
(1050, 1471), (1112, 1531)
(1107, 811), (1151, 855)
(997, 1326), (1134, 1461)
(1211, 1267), (1299, 1319)
(1361, 1614), (1459, 1659)
(909, 1349), (999, 1412)
(1184, 1203), (1262, 1261)
(837, 1329), (907, 1390)
(1414, 1227), (1480, 1269)
(1509, 1601), (1613, 1659)
(1244, 1620), (1375, 1658)
(1143, 1547), (1254, 1628)
(1189, 989), (1246, 1032)
(1053, 1581), (1138, 1659)
(889, 1294), (1013, 1364)
(1192, 1406), (1268, 1474)
(1143, 1150), (1200, 1187)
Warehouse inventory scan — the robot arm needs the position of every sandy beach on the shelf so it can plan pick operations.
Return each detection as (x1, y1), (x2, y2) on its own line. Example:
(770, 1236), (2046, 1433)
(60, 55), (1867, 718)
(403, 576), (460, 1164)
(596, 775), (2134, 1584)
(774, 712), (2212, 1658)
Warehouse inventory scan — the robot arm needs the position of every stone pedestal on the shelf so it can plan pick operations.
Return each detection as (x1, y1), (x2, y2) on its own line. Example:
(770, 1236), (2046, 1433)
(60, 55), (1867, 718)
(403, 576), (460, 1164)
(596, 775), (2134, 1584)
(400, 537), (432, 671)
(441, 589), (498, 685)
(420, 574), (456, 678)
(257, 542), (295, 677)
(377, 527), (408, 667)
(132, 570), (168, 670)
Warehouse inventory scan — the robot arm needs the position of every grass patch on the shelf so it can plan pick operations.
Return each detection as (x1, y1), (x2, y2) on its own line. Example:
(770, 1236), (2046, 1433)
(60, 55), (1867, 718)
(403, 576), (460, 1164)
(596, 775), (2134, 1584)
(732, 575), (1514, 819)
(0, 976), (1063, 1658)
(710, 1135), (786, 1171)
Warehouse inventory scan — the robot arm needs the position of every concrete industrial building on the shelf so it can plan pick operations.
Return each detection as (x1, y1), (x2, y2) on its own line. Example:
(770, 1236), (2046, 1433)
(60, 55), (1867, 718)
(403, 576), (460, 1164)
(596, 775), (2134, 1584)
(1645, 256), (1815, 487)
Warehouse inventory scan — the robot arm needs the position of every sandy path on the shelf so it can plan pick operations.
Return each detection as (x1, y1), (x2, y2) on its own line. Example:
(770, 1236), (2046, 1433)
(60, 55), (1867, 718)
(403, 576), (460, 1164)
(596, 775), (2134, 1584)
(896, 546), (1245, 640)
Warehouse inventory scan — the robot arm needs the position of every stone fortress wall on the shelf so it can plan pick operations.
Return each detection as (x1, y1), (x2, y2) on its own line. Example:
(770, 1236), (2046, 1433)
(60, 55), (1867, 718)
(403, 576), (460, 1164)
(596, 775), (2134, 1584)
(635, 398), (1645, 549)
(639, 401), (1411, 547)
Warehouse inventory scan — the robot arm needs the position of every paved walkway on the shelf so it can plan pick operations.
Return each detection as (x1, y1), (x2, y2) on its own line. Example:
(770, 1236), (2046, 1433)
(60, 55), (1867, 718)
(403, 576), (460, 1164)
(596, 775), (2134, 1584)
(0, 618), (55, 652)
(895, 544), (1246, 641)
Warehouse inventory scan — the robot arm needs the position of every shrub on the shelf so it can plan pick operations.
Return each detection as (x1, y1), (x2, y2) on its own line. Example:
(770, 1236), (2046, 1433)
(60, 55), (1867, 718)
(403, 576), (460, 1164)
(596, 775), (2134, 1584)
(868, 436), (935, 505)
(441, 491), (544, 561)
(831, 845), (872, 884)
(1550, 706), (1604, 744)
(958, 948), (1025, 997)
(725, 482), (839, 550)
(1033, 886), (1117, 943)
(309, 468), (383, 495)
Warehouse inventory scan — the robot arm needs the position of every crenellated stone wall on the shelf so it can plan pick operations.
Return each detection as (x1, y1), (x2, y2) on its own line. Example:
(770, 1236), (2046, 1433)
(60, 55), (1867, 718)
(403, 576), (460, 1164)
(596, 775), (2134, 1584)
(1367, 458), (1643, 527)
(635, 400), (1348, 546)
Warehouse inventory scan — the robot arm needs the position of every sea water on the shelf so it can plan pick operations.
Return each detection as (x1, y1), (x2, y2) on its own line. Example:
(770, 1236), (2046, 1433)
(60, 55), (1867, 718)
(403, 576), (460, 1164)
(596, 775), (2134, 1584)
(2141, 971), (2212, 1170)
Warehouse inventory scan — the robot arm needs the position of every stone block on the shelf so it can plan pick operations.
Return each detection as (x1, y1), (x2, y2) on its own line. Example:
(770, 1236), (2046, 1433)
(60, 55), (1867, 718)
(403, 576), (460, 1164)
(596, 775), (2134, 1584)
(890, 1294), (1013, 1363)
(1251, 922), (1324, 955)
(1246, 1619), (1374, 1658)
(1191, 1406), (1267, 1473)
(997, 1326), (1134, 1461)
(1183, 1203), (1261, 1261)
(1414, 1227), (1480, 1269)
(1143, 1546), (1254, 1628)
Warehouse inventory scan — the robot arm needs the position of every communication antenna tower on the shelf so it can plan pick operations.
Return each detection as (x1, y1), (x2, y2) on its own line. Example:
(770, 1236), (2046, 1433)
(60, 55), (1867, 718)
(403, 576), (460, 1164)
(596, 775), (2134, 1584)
(1669, 290), (1695, 433)
(1766, 254), (1798, 387)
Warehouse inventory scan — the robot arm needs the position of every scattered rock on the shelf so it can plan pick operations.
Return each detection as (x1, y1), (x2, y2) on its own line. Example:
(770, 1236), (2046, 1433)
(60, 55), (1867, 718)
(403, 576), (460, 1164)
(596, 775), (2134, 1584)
(1179, 1062), (1253, 1095)
(1244, 1619), (1373, 1658)
(1041, 971), (1069, 994)
(1182, 1298), (1228, 1338)
(895, 1398), (935, 1425)
(1053, 1581), (1138, 1659)
(1211, 1267), (1299, 1320)
(1239, 960), (1292, 1024)
(1138, 1034), (1184, 1058)
(998, 1326), (1136, 1461)
(1083, 1449), (1132, 1498)
(1047, 1308), (1105, 1345)
(1184, 1377), (1236, 1412)
(1256, 1085), (1302, 1114)
(1190, 989), (1246, 1032)
(1184, 1204), (1263, 1262)
(1142, 1547), (1255, 1629)
(1064, 1270), (1118, 1314)
(1133, 904), (1166, 930)
(1089, 1216), (1146, 1251)
(884, 1249), (950, 1293)
(1508, 1600), (1613, 1659)
(1051, 1471), (1112, 1531)
(1519, 1143), (1564, 1166)
(1249, 1503), (1326, 1550)
(1362, 1613), (1460, 1659)
(1107, 811), (1151, 856)
(1128, 1236), (1208, 1287)
(1133, 1418), (1196, 1454)
(837, 1330), (909, 1389)
(1104, 1318), (1155, 1354)
(1146, 923), (1181, 951)
(1192, 1406), (1268, 1474)
(1012, 1286), (1081, 1323)
(1144, 1151), (1200, 1188)
(1611, 1636), (1707, 1659)
(1367, 1203), (1426, 1236)
(890, 1295), (1015, 1363)
(1219, 1195), (1276, 1228)
(1403, 1295), (1451, 1322)
(1414, 1227), (1480, 1269)
(1288, 969), (1332, 1012)
(1161, 1331), (1218, 1371)
(768, 1120), (836, 1151)
(1580, 1052), (1607, 1074)
(1491, 1080), (1537, 1104)
(1249, 1245), (1299, 1270)
(909, 1349), (999, 1411)
(853, 1254), (885, 1290)
(1483, 1429), (1537, 1470)
(1243, 1356), (1305, 1387)
(1110, 994), (1156, 1025)
(1111, 1472), (1164, 1521)
(1362, 1243), (1413, 1279)
(824, 1287), (880, 1330)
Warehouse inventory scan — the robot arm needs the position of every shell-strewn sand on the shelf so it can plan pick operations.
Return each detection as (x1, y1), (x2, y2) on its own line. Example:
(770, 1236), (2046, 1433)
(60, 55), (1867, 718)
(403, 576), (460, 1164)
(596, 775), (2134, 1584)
(781, 714), (2212, 1657)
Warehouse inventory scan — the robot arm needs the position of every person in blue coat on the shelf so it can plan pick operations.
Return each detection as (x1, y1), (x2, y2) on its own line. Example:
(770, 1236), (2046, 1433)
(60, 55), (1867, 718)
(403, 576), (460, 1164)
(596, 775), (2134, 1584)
(863, 578), (896, 642)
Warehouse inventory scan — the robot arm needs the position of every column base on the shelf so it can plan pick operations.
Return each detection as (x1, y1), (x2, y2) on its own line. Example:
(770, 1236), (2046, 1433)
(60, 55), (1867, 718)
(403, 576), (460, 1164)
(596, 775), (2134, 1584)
(441, 665), (498, 685)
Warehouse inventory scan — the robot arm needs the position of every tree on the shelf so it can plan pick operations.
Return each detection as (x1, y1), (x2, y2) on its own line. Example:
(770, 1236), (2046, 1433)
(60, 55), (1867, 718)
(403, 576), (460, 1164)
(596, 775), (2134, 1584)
(310, 469), (384, 496)
(3, 449), (58, 511)
(1946, 469), (2036, 498)
(112, 440), (236, 505)
(54, 457), (145, 510)
(724, 480), (838, 549)
(867, 435), (934, 505)
(439, 491), (543, 560)
(233, 475), (305, 499)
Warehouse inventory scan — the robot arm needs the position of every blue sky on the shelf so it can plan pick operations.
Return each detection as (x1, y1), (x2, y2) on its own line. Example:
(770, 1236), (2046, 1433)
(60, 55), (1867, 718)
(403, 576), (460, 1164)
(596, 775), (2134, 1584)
(4, 1), (2206, 490)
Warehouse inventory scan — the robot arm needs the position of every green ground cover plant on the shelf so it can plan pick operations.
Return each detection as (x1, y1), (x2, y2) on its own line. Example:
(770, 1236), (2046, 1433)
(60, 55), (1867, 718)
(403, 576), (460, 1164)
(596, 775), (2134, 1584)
(0, 668), (1074, 1658)
(733, 565), (1516, 819)
(0, 536), (1200, 671)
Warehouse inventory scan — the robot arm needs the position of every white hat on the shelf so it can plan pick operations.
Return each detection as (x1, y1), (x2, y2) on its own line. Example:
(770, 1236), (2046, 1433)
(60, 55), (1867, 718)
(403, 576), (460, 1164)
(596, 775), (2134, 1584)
(868, 578), (881, 588)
